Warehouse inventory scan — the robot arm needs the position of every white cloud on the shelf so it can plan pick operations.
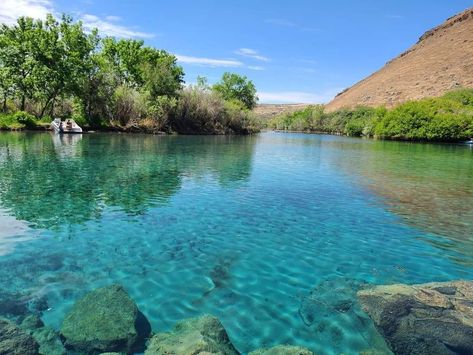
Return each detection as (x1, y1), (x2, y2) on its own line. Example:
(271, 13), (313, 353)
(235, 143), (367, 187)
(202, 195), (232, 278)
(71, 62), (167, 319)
(248, 65), (265, 71)
(105, 15), (121, 22)
(235, 48), (270, 62)
(176, 55), (243, 68)
(0, 0), (53, 25)
(81, 14), (154, 39)
(0, 0), (153, 39)
(258, 90), (341, 104)
(265, 18), (319, 33)
(265, 18), (296, 27)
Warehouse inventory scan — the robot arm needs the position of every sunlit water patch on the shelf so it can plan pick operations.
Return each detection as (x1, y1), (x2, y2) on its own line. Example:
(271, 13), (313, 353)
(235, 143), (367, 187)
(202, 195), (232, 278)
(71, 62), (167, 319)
(0, 131), (472, 354)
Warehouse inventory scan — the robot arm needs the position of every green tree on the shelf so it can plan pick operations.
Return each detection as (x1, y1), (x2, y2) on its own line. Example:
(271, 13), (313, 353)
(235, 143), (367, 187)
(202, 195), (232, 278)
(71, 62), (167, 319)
(140, 47), (184, 99)
(32, 15), (95, 117)
(212, 72), (258, 110)
(0, 17), (38, 111)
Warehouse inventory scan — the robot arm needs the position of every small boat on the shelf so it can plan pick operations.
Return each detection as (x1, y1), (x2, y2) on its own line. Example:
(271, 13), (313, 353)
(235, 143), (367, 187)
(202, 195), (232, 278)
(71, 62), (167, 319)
(51, 118), (83, 134)
(463, 138), (473, 145)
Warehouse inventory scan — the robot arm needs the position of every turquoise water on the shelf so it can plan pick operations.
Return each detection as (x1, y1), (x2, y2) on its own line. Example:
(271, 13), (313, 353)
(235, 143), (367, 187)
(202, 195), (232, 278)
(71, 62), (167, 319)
(0, 131), (472, 354)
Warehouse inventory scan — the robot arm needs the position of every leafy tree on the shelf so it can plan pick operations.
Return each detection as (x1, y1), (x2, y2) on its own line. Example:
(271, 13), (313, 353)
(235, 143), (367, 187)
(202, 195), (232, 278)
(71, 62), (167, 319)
(0, 17), (38, 111)
(32, 15), (95, 117)
(0, 14), (256, 134)
(212, 72), (258, 110)
(140, 48), (184, 99)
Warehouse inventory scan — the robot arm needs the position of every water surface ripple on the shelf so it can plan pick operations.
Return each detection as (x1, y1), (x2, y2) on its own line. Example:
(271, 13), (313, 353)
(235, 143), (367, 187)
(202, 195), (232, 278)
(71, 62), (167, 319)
(0, 132), (472, 354)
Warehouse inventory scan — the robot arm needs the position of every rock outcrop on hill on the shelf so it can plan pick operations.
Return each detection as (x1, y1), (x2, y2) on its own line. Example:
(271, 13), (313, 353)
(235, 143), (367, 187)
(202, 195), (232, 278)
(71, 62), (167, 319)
(326, 8), (473, 111)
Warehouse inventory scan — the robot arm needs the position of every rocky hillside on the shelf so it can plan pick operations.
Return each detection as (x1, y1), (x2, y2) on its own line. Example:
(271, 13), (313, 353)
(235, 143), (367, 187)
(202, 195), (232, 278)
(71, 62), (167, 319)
(326, 7), (473, 111)
(254, 104), (310, 122)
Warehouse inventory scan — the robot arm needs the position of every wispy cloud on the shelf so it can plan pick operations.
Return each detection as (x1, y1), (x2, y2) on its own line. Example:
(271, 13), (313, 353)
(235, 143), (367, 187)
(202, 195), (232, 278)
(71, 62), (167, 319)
(0, 0), (53, 25)
(105, 15), (121, 22)
(81, 14), (154, 38)
(176, 55), (243, 68)
(265, 18), (319, 32)
(235, 48), (270, 62)
(248, 65), (265, 71)
(265, 18), (296, 27)
(258, 89), (340, 104)
(0, 0), (153, 39)
(298, 59), (318, 65)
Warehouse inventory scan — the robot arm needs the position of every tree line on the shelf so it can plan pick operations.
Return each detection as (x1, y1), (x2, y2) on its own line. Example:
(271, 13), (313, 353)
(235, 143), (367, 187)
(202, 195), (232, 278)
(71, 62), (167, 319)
(269, 89), (473, 142)
(0, 14), (259, 134)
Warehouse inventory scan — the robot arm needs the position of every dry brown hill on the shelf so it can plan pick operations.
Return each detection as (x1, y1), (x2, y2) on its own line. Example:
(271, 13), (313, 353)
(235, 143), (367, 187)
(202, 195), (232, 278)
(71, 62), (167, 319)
(326, 7), (473, 112)
(253, 103), (310, 121)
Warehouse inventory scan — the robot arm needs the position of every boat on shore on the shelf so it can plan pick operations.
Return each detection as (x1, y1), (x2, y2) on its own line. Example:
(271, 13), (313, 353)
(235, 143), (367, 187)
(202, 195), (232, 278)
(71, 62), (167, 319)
(51, 118), (83, 134)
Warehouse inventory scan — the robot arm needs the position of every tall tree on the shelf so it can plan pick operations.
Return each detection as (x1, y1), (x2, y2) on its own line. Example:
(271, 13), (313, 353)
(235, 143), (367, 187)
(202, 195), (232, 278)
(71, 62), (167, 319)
(212, 72), (258, 110)
(0, 17), (38, 111)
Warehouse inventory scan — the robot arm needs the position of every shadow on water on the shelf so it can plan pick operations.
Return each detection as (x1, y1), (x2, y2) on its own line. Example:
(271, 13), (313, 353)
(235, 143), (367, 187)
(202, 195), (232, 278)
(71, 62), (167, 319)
(0, 132), (257, 228)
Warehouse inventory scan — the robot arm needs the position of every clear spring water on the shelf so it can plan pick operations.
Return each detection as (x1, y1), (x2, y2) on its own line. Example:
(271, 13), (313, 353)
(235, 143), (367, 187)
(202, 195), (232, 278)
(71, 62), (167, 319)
(0, 131), (472, 354)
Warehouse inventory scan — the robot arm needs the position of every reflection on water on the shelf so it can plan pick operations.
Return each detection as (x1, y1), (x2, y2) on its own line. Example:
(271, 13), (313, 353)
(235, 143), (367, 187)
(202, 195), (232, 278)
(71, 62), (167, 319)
(320, 138), (473, 262)
(0, 132), (472, 355)
(0, 132), (256, 227)
(0, 209), (32, 256)
(51, 133), (83, 160)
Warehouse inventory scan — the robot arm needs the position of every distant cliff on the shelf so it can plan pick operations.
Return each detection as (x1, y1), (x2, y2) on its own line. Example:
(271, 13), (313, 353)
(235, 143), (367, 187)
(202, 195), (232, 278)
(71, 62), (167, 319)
(326, 7), (473, 111)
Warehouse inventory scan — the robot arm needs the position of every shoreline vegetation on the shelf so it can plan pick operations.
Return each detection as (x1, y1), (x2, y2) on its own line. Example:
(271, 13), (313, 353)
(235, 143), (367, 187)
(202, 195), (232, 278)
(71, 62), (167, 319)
(269, 89), (473, 142)
(1, 16), (472, 141)
(0, 15), (259, 135)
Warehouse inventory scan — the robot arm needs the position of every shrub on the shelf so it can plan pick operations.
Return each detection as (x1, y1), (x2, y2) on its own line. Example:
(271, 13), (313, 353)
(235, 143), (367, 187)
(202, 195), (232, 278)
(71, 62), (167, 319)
(0, 111), (37, 129)
(270, 89), (473, 141)
(112, 86), (146, 126)
(374, 97), (473, 141)
(169, 87), (256, 134)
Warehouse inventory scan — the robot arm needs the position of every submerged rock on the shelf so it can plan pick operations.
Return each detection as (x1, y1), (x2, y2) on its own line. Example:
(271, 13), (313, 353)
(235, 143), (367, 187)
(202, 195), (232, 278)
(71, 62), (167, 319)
(20, 315), (45, 331)
(358, 280), (473, 355)
(249, 345), (314, 355)
(145, 315), (239, 355)
(0, 318), (39, 355)
(298, 278), (363, 327)
(32, 327), (66, 355)
(21, 315), (66, 355)
(60, 284), (151, 354)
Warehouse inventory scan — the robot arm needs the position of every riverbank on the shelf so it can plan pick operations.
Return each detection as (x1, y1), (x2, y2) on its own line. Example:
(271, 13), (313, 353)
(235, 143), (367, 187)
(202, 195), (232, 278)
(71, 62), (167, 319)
(269, 89), (473, 142)
(0, 112), (260, 135)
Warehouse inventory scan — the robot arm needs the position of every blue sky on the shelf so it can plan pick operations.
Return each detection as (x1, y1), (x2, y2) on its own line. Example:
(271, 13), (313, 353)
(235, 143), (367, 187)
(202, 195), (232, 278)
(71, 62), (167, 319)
(1, 1), (472, 103)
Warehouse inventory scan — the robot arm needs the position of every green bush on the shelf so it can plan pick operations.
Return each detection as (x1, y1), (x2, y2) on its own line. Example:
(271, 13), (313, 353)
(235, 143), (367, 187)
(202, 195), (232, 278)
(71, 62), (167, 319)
(170, 87), (256, 134)
(0, 111), (38, 129)
(270, 89), (473, 141)
(375, 96), (473, 141)
(442, 89), (473, 107)
(13, 111), (36, 127)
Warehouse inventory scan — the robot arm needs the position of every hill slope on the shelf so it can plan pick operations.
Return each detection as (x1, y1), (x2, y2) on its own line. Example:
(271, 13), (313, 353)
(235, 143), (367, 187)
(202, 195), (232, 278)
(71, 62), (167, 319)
(326, 7), (473, 112)
(253, 104), (310, 122)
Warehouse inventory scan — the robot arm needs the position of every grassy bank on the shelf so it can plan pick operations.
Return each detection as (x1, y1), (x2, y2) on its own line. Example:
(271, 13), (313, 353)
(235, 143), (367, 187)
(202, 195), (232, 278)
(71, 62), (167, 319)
(269, 89), (473, 142)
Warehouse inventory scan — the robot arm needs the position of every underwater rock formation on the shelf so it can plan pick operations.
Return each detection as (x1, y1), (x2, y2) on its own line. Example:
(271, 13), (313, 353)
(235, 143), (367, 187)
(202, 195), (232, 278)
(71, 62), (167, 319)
(0, 317), (39, 355)
(60, 284), (151, 354)
(249, 344), (314, 355)
(298, 278), (361, 327)
(20, 315), (66, 355)
(145, 315), (239, 355)
(358, 280), (473, 355)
